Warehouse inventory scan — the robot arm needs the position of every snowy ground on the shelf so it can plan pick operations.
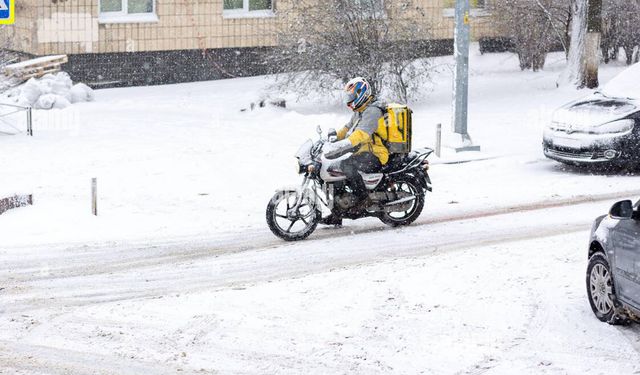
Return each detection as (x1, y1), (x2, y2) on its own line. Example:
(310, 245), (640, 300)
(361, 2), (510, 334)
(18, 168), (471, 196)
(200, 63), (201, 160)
(2, 200), (640, 374)
(1, 49), (640, 247)
(2, 48), (640, 374)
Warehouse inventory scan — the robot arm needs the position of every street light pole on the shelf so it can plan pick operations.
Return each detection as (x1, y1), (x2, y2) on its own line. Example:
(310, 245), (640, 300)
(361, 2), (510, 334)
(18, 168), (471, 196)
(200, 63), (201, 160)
(452, 0), (480, 152)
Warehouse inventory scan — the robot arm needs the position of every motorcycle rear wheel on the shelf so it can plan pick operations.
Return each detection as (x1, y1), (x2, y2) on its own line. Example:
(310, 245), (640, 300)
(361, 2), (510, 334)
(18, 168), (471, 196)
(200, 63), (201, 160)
(266, 190), (320, 241)
(379, 177), (425, 227)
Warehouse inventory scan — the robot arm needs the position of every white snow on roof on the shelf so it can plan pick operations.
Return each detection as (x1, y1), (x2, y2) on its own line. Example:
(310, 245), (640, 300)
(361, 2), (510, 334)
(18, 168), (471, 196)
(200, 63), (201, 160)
(601, 62), (640, 99)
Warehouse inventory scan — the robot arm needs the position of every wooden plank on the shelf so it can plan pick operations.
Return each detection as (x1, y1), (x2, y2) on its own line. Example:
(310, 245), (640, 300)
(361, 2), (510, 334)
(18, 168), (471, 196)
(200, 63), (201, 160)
(4, 55), (67, 73)
(0, 194), (33, 216)
(20, 65), (62, 80)
(3, 55), (68, 80)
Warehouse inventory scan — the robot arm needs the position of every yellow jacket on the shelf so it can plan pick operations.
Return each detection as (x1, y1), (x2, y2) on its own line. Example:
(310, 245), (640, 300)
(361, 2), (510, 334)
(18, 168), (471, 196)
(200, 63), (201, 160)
(337, 99), (389, 165)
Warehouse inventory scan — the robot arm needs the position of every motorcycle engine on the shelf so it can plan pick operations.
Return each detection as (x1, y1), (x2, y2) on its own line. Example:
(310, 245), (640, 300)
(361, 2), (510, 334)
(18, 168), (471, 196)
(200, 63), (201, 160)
(335, 192), (358, 209)
(334, 190), (414, 212)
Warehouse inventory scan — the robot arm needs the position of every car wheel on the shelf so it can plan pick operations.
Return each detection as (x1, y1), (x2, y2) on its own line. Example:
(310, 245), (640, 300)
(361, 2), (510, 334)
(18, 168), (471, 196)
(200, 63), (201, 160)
(586, 253), (621, 323)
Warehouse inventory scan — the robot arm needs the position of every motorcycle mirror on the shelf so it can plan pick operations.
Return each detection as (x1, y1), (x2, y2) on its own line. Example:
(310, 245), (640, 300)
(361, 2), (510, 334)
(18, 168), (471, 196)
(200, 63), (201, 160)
(316, 125), (323, 136)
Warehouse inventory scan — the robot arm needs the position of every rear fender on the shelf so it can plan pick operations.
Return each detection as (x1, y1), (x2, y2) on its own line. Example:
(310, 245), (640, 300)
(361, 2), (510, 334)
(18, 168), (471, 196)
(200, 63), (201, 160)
(390, 170), (432, 193)
(423, 171), (433, 192)
(411, 169), (432, 192)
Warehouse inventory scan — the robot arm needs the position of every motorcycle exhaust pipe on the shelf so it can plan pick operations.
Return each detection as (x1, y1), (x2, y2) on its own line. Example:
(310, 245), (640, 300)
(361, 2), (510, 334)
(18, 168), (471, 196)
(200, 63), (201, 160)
(384, 196), (416, 207)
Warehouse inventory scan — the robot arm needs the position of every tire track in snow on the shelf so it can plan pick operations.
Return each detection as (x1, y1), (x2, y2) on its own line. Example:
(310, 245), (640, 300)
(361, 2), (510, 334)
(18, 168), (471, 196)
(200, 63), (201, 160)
(3, 187), (639, 285)
(0, 191), (632, 317)
(1, 220), (588, 314)
(0, 340), (200, 375)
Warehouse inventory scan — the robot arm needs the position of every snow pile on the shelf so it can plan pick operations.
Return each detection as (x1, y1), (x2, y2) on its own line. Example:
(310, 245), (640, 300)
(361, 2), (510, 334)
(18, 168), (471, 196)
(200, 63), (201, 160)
(601, 62), (640, 100)
(3, 72), (94, 109)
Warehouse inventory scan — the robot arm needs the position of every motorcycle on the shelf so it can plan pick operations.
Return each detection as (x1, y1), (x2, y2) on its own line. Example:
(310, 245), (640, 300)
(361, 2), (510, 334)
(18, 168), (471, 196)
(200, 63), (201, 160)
(266, 126), (433, 241)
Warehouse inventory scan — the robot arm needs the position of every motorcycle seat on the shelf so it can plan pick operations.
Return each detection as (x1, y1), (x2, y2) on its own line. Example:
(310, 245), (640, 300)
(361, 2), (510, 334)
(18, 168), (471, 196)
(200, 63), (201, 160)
(381, 154), (407, 173)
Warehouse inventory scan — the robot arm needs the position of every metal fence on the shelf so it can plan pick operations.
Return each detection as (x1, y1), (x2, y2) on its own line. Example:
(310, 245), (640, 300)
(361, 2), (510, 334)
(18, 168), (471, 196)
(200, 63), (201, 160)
(0, 103), (32, 136)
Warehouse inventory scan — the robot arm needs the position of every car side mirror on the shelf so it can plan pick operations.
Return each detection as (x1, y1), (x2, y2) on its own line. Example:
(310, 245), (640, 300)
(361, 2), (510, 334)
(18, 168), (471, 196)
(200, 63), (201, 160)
(610, 200), (634, 220)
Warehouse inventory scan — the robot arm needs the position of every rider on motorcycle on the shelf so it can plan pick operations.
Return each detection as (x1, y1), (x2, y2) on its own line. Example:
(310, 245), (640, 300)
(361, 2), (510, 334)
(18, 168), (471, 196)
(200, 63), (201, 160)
(323, 77), (389, 223)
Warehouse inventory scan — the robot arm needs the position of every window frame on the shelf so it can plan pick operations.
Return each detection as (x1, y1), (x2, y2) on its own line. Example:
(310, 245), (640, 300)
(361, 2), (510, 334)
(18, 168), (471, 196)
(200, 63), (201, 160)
(223, 0), (275, 19)
(98, 0), (159, 24)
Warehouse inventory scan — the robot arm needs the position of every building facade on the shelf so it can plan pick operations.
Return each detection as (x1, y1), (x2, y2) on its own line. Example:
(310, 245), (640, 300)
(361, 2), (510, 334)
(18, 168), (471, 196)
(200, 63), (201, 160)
(1, 0), (500, 87)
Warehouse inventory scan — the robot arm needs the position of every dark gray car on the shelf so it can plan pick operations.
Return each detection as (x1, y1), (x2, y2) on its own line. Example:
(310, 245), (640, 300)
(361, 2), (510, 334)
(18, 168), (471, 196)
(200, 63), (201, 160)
(544, 63), (640, 167)
(587, 199), (640, 324)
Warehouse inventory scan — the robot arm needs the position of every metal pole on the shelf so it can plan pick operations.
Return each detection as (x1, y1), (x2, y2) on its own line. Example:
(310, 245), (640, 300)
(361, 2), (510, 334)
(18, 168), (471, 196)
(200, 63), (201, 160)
(27, 107), (33, 136)
(453, 0), (480, 152)
(435, 123), (442, 157)
(91, 178), (98, 216)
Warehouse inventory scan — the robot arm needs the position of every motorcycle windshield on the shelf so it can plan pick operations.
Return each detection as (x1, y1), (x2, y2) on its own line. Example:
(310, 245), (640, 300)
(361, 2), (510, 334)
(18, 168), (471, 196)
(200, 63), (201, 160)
(295, 139), (314, 164)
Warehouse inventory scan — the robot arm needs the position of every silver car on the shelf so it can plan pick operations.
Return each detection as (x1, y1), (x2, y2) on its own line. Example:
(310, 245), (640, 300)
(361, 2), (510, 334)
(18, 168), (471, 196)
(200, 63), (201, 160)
(587, 199), (640, 324)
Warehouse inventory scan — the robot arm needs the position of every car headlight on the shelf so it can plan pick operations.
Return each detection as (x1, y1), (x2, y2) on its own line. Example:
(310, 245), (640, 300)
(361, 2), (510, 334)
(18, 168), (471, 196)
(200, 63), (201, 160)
(547, 121), (582, 133)
(590, 119), (635, 134)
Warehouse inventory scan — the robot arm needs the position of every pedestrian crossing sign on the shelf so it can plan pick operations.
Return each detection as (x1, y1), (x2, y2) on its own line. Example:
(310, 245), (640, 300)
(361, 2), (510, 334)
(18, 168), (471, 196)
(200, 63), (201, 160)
(0, 0), (14, 25)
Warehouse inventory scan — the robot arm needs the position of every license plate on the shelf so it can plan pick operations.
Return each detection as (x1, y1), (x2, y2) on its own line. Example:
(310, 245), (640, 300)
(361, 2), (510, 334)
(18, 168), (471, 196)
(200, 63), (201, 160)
(554, 137), (581, 148)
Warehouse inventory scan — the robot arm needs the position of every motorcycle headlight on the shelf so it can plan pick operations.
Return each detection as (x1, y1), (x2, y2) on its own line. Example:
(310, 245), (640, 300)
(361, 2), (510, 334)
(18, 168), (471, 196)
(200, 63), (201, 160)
(295, 159), (306, 174)
(590, 119), (635, 134)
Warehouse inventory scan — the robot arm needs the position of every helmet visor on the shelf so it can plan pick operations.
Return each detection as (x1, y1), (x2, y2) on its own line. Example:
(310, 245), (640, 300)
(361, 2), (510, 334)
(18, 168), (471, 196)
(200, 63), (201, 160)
(344, 90), (357, 106)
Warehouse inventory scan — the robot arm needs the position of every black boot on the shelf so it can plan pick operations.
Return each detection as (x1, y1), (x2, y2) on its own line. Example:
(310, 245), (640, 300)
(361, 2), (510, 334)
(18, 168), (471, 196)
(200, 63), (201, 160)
(320, 214), (343, 226)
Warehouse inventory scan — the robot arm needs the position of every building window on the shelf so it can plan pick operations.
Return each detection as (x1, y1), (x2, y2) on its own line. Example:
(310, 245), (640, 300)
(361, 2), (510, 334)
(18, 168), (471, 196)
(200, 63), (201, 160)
(99, 0), (158, 24)
(443, 0), (490, 17)
(444, 0), (486, 8)
(223, 0), (274, 18)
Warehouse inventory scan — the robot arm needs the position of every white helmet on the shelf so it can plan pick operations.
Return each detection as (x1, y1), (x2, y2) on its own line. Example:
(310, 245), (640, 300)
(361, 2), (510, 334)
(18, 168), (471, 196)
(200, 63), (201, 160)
(345, 77), (373, 111)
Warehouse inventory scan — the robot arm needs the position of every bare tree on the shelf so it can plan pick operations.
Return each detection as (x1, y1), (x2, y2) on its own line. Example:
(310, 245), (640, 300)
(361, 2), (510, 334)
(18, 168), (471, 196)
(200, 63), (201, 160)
(493, 0), (570, 71)
(602, 0), (640, 65)
(0, 27), (15, 67)
(266, 0), (434, 103)
(0, 26), (18, 92)
(562, 0), (606, 88)
(583, 0), (602, 88)
(560, 0), (587, 87)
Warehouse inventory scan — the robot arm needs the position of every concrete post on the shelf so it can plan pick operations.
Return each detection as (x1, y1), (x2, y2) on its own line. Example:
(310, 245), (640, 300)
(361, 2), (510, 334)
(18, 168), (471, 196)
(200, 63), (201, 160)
(453, 0), (480, 152)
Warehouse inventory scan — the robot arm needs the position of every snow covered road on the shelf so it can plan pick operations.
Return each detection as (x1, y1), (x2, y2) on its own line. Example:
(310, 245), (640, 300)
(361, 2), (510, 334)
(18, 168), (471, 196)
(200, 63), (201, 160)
(2, 198), (640, 374)
(0, 194), (631, 312)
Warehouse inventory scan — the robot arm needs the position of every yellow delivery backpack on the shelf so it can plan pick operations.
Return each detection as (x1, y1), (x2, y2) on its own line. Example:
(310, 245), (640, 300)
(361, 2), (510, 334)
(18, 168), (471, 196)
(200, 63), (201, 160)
(375, 103), (413, 154)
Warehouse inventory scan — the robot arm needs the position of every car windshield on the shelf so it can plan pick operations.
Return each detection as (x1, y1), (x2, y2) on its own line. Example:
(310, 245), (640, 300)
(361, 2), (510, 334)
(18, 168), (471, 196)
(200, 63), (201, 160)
(600, 63), (640, 100)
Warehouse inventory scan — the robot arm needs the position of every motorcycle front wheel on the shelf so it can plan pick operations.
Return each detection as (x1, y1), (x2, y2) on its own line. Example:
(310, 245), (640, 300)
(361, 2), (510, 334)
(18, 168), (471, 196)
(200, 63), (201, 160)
(379, 177), (425, 227)
(266, 190), (320, 241)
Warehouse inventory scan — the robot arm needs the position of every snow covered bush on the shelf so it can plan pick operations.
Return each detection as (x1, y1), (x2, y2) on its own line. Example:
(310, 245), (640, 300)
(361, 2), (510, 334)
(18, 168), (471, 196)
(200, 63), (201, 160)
(266, 0), (434, 103)
(493, 0), (571, 71)
(69, 83), (95, 103)
(3, 72), (94, 109)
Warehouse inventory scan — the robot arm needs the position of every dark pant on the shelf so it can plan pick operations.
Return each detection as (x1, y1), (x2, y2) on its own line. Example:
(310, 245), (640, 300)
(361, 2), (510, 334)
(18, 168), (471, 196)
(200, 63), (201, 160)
(341, 152), (382, 201)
